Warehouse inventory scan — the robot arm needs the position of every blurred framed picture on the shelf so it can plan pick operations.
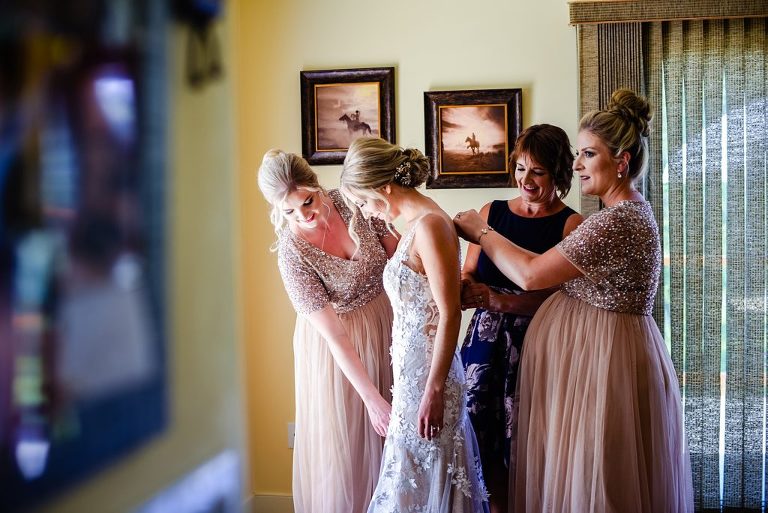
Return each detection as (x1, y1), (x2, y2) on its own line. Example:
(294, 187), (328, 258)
(424, 88), (522, 188)
(0, 2), (168, 510)
(300, 67), (396, 165)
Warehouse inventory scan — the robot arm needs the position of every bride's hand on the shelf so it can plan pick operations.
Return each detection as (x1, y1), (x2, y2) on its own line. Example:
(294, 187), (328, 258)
(453, 210), (485, 244)
(417, 388), (445, 441)
(366, 394), (392, 437)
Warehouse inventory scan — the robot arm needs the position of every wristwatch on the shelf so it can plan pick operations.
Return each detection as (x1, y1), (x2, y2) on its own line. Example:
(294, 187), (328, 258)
(478, 226), (495, 242)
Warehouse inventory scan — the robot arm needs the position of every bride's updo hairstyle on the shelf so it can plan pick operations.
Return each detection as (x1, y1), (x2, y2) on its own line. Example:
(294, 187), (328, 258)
(340, 137), (430, 248)
(258, 149), (324, 247)
(578, 88), (653, 184)
(341, 137), (430, 218)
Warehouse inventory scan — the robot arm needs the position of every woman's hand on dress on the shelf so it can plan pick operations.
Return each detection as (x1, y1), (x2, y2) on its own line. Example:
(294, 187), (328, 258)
(365, 394), (392, 437)
(461, 281), (491, 311)
(417, 388), (445, 441)
(453, 210), (486, 244)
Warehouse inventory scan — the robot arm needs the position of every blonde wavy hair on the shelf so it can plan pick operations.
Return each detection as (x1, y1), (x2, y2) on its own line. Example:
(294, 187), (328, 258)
(257, 149), (325, 251)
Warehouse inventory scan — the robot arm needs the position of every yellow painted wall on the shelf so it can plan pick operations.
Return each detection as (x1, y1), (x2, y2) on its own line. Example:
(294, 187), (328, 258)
(237, 0), (579, 498)
(35, 12), (245, 513)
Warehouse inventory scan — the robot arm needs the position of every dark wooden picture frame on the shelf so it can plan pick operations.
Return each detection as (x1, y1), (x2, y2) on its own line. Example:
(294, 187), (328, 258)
(301, 67), (396, 165)
(424, 89), (522, 189)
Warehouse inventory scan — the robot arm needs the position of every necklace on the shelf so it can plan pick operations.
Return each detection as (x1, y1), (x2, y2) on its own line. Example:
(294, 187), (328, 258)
(298, 200), (332, 253)
(318, 199), (332, 252)
(318, 215), (330, 253)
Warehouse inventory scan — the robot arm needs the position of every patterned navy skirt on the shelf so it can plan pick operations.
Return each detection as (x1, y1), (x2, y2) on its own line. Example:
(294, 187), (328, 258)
(460, 287), (532, 473)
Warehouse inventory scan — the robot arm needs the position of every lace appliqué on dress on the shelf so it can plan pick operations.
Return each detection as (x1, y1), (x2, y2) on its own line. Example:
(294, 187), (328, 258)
(369, 221), (489, 512)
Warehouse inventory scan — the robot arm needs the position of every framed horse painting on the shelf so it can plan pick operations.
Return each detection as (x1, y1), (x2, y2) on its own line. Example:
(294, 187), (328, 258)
(424, 89), (522, 188)
(300, 67), (396, 165)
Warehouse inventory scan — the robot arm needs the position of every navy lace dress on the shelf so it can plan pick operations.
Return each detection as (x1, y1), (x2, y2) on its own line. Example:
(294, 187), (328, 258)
(460, 200), (576, 473)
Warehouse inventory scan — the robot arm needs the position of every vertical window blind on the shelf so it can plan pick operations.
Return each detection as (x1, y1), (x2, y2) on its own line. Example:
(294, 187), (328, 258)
(643, 18), (767, 511)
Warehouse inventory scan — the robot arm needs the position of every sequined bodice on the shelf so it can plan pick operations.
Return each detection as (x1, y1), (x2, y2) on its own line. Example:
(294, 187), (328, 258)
(277, 190), (388, 315)
(557, 200), (661, 315)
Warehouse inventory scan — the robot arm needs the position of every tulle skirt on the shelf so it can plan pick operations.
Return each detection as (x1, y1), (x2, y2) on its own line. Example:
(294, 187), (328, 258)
(292, 292), (393, 513)
(513, 292), (693, 513)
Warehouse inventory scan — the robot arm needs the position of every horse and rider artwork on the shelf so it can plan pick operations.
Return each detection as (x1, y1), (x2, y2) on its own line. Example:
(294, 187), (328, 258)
(314, 83), (380, 151)
(301, 67), (395, 165)
(465, 132), (480, 155)
(438, 104), (507, 174)
(339, 110), (372, 137)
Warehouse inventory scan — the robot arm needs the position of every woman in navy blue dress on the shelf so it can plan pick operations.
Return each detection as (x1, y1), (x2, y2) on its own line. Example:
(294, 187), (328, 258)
(459, 124), (583, 513)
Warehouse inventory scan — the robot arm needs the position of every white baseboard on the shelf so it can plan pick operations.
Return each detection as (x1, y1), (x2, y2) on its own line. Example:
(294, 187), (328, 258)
(244, 494), (294, 513)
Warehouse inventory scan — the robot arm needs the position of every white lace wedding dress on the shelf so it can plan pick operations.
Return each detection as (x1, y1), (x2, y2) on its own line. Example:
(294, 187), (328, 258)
(368, 220), (489, 513)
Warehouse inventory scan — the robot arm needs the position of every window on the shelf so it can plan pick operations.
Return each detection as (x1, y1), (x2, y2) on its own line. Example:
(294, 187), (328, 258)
(644, 18), (767, 510)
(572, 5), (768, 510)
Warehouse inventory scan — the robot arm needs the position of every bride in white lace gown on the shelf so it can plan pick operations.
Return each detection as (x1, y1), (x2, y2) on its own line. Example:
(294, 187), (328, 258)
(342, 138), (489, 513)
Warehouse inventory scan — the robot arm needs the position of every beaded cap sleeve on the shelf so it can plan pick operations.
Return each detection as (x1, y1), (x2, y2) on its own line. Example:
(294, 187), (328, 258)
(368, 216), (392, 238)
(556, 200), (661, 315)
(277, 189), (388, 316)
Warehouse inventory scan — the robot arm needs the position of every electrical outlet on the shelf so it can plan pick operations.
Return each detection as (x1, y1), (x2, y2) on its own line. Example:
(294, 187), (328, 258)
(288, 422), (295, 449)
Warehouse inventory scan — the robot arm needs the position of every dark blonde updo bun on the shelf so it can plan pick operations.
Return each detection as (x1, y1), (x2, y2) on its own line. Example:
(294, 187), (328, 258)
(341, 137), (430, 191)
(340, 138), (430, 252)
(579, 88), (653, 184)
(397, 148), (431, 188)
(607, 89), (652, 138)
